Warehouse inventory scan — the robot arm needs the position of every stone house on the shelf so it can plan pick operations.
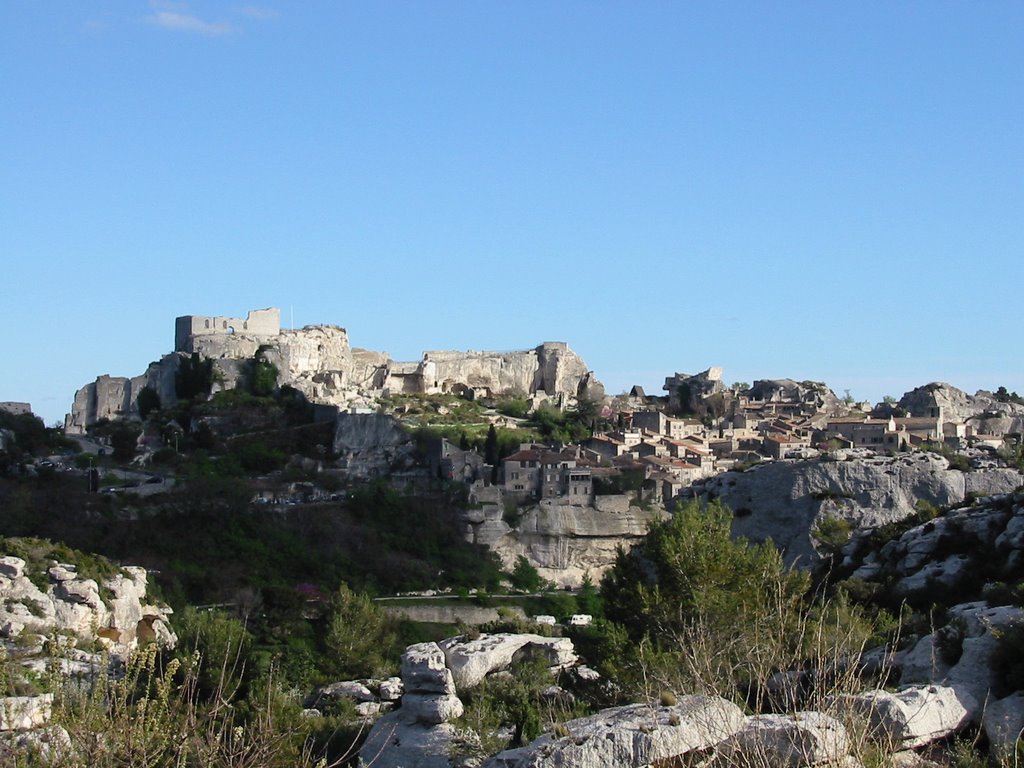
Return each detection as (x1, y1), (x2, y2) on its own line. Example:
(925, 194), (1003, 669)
(762, 434), (812, 460)
(502, 447), (593, 501)
(630, 411), (704, 440)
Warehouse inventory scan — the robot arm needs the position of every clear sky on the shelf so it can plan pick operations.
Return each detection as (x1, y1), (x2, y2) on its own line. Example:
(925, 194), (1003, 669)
(3, 2), (1022, 426)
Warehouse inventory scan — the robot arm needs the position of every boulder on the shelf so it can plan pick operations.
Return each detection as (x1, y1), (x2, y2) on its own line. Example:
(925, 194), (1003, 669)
(400, 692), (464, 725)
(379, 676), (404, 702)
(483, 696), (744, 768)
(830, 685), (973, 749)
(0, 557), (25, 579)
(718, 711), (850, 767)
(439, 634), (578, 689)
(898, 603), (1024, 710)
(982, 692), (1024, 762)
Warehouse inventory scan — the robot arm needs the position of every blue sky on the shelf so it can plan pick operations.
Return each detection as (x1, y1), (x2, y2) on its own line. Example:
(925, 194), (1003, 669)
(2, 2), (1022, 426)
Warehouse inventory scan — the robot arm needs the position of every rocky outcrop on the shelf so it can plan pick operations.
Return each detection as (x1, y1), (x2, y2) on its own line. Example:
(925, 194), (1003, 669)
(748, 379), (844, 414)
(358, 642), (467, 768)
(899, 382), (1024, 435)
(0, 556), (174, 653)
(484, 696), (745, 768)
(840, 491), (1024, 606)
(467, 491), (664, 587)
(696, 453), (1022, 565)
(439, 634), (578, 689)
(898, 603), (1024, 710)
(718, 711), (850, 768)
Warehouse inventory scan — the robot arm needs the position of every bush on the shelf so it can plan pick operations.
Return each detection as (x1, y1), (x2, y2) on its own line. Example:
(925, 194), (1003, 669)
(136, 386), (161, 419)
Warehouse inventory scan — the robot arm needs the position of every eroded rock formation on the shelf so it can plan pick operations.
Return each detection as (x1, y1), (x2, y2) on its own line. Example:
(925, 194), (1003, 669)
(465, 490), (664, 587)
(696, 452), (1022, 565)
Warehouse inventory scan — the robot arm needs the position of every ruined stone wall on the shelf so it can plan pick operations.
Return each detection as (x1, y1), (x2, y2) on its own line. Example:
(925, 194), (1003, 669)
(68, 309), (602, 432)
(174, 308), (280, 352)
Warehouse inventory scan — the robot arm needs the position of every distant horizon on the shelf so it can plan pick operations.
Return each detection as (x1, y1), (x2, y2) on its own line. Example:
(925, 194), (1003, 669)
(4, 3), (1021, 426)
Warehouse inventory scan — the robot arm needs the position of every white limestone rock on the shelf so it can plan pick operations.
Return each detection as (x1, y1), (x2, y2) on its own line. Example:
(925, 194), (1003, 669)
(486, 497), (665, 587)
(830, 685), (974, 749)
(898, 603), (1024, 711)
(439, 633), (578, 689)
(718, 711), (850, 767)
(0, 694), (53, 731)
(379, 676), (404, 702)
(483, 696), (745, 768)
(0, 557), (25, 579)
(698, 453), (1021, 565)
(402, 642), (457, 695)
(358, 711), (463, 768)
(401, 692), (464, 725)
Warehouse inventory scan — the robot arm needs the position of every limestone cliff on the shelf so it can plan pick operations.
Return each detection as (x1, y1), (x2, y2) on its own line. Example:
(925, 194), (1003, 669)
(696, 452), (1023, 565)
(464, 487), (663, 587)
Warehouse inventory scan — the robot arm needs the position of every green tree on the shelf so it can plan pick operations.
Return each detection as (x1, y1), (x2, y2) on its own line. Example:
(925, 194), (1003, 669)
(175, 353), (214, 401)
(577, 572), (603, 618)
(675, 383), (694, 415)
(509, 555), (542, 593)
(136, 385), (161, 419)
(250, 347), (278, 397)
(322, 583), (396, 680)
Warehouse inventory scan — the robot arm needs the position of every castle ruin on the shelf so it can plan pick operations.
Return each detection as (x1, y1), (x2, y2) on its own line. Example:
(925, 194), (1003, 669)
(174, 308), (281, 353)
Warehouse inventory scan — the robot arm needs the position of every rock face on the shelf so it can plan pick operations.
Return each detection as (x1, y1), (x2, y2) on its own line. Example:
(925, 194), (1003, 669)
(467, 491), (665, 587)
(748, 379), (844, 413)
(332, 413), (417, 479)
(696, 453), (1022, 565)
(0, 557), (174, 653)
(898, 603), (1024, 711)
(484, 696), (745, 768)
(67, 309), (603, 434)
(840, 491), (1024, 607)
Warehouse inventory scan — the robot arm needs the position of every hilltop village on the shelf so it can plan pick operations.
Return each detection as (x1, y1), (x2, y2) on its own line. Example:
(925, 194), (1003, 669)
(63, 308), (1024, 505)
(52, 308), (1024, 583)
(4, 307), (1024, 768)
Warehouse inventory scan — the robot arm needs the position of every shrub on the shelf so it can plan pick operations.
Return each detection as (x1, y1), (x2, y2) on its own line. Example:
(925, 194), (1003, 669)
(990, 621), (1024, 698)
(813, 515), (853, 555)
(598, 499), (878, 708)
